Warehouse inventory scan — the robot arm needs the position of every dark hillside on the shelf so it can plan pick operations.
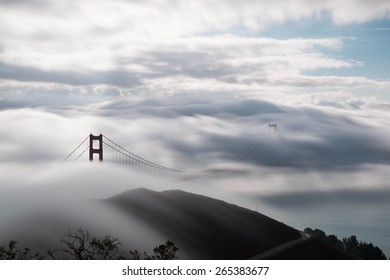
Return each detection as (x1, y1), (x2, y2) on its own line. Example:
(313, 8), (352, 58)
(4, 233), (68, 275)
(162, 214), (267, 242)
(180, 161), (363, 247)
(107, 188), (300, 259)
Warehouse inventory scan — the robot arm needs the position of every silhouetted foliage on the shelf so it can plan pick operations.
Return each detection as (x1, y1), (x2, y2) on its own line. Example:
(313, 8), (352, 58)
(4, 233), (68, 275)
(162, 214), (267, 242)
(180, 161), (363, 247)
(342, 235), (360, 256)
(304, 228), (386, 260)
(304, 228), (343, 250)
(1, 227), (179, 260)
(144, 240), (179, 260)
(0, 240), (42, 260)
(342, 235), (386, 260)
(56, 228), (123, 260)
(129, 249), (142, 260)
(327, 234), (343, 249)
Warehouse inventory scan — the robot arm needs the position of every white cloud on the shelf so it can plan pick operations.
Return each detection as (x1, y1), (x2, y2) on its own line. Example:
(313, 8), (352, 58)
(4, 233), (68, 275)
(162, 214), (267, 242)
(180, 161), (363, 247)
(2, 94), (390, 169)
(1, 0), (389, 72)
(0, 35), (369, 91)
(1, 0), (390, 104)
(2, 94), (390, 254)
(2, 0), (390, 257)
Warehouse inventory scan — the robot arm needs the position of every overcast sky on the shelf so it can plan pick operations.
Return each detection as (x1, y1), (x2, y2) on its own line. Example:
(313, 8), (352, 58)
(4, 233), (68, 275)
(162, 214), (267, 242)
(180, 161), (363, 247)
(0, 0), (390, 106)
(1, 0), (390, 254)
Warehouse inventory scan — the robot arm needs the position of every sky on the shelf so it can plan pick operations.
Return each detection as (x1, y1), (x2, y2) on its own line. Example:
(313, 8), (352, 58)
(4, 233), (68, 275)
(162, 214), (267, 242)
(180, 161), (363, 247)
(1, 0), (390, 255)
(0, 0), (390, 106)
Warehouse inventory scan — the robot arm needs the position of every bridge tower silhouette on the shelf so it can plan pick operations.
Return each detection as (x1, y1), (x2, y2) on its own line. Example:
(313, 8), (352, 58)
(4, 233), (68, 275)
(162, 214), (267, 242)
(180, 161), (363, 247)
(64, 133), (189, 177)
(89, 133), (103, 161)
(64, 132), (263, 178)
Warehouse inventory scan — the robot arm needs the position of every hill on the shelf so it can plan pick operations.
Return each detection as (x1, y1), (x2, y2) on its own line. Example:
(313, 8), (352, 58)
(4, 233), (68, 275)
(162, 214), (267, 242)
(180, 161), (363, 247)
(2, 187), (377, 260)
(106, 188), (301, 259)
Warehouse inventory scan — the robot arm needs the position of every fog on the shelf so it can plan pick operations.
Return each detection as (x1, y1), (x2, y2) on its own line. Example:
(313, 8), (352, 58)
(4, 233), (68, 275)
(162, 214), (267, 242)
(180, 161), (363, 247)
(1, 0), (390, 260)
(1, 161), (389, 257)
(1, 95), (390, 257)
(0, 163), (174, 255)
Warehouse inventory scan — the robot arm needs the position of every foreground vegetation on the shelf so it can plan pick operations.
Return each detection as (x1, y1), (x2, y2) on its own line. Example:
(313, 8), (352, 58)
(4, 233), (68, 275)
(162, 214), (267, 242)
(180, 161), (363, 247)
(304, 228), (387, 260)
(1, 226), (387, 260)
(0, 228), (179, 260)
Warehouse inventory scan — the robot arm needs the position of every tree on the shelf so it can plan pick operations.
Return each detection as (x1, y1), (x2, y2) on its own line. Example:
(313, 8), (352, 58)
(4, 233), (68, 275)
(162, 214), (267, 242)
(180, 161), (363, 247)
(47, 227), (179, 260)
(304, 228), (327, 241)
(144, 240), (179, 260)
(0, 240), (41, 260)
(312, 229), (327, 240)
(90, 235), (123, 260)
(327, 234), (343, 250)
(50, 228), (123, 260)
(342, 235), (360, 256)
(357, 241), (386, 260)
(129, 249), (142, 260)
(304, 228), (387, 260)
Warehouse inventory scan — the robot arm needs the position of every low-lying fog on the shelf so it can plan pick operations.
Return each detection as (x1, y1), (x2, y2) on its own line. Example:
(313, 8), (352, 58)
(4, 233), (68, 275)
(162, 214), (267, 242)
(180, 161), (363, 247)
(1, 95), (390, 257)
(1, 162), (389, 257)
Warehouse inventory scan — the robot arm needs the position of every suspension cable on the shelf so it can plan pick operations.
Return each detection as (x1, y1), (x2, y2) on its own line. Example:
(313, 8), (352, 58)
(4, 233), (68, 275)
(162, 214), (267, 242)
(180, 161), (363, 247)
(103, 135), (187, 173)
(63, 135), (90, 161)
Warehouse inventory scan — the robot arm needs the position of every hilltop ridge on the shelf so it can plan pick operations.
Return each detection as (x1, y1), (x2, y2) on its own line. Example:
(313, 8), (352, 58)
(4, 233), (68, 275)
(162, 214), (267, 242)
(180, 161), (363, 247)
(107, 188), (301, 259)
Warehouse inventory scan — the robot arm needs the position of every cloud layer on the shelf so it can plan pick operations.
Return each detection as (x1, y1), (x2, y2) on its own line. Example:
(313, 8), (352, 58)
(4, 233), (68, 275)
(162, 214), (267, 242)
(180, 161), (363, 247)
(1, 0), (390, 105)
(1, 95), (390, 171)
(1, 0), (390, 257)
(1, 94), (390, 254)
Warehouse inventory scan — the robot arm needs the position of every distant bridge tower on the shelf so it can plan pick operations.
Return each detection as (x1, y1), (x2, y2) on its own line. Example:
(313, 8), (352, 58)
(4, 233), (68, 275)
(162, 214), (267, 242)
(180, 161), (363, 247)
(268, 122), (277, 134)
(89, 133), (103, 161)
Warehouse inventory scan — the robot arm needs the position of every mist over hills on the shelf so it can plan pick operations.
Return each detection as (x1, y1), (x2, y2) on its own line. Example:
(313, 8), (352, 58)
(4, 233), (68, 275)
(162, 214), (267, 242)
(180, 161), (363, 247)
(106, 188), (300, 259)
(1, 186), (386, 259)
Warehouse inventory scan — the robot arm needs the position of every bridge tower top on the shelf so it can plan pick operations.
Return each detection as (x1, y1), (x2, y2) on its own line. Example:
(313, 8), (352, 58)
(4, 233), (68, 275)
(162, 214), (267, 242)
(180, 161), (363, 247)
(268, 122), (277, 134)
(89, 133), (103, 161)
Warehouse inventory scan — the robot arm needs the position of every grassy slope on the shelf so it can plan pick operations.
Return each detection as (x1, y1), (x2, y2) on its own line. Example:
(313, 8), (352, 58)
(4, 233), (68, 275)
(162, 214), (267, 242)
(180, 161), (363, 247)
(107, 188), (301, 259)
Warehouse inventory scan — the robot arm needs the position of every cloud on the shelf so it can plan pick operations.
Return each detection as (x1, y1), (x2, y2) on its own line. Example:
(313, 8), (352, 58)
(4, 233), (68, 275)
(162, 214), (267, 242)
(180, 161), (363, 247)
(1, 94), (390, 255)
(0, 162), (175, 253)
(0, 62), (141, 87)
(134, 36), (351, 84)
(1, 0), (390, 251)
(2, 94), (390, 174)
(3, 33), (388, 105)
(326, 0), (390, 24)
(3, 1), (389, 42)
(1, 0), (390, 103)
(258, 188), (390, 209)
(84, 95), (390, 171)
(0, 79), (130, 109)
